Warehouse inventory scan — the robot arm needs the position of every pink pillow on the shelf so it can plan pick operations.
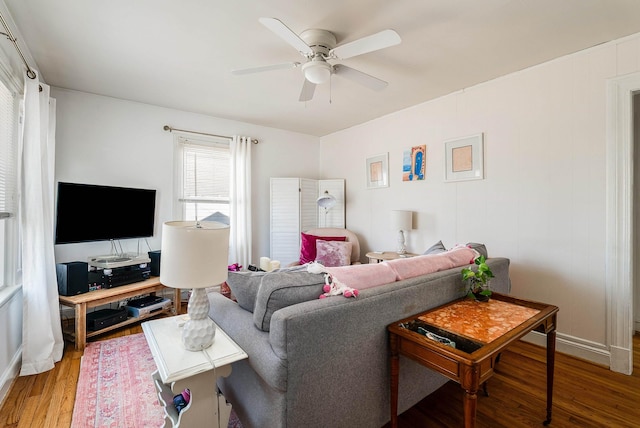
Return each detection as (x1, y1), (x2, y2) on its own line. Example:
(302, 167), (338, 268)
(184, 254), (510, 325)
(316, 240), (353, 267)
(325, 263), (397, 291)
(300, 232), (346, 264)
(385, 247), (478, 281)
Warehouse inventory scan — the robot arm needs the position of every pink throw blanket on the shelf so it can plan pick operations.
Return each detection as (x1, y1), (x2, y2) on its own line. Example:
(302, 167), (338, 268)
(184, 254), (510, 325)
(325, 246), (479, 291)
(385, 246), (479, 281)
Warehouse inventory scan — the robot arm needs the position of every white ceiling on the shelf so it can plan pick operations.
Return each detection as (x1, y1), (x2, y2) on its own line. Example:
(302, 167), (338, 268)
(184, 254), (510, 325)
(6, 0), (640, 137)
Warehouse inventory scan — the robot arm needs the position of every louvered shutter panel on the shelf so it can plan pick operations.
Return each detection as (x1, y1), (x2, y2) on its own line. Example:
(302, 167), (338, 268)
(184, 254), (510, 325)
(270, 178), (302, 264)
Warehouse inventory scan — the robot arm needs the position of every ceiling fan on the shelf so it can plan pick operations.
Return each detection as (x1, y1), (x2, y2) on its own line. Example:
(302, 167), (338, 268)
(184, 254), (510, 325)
(232, 17), (402, 102)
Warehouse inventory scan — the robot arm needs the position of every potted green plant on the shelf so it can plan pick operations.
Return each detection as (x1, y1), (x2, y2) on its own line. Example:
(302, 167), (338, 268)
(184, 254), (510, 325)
(461, 255), (494, 301)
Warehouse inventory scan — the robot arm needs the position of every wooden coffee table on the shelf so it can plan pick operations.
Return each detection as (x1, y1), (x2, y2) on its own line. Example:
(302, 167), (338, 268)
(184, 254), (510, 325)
(388, 293), (558, 428)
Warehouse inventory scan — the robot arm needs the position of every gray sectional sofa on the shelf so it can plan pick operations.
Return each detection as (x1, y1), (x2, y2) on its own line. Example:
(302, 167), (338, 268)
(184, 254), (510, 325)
(207, 256), (511, 428)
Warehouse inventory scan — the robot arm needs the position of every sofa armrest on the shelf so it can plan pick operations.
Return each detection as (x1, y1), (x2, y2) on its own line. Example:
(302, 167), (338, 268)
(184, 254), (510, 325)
(207, 292), (287, 391)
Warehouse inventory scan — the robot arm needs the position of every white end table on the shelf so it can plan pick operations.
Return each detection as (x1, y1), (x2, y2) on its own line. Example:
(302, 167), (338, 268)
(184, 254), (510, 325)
(366, 251), (419, 263)
(142, 315), (248, 428)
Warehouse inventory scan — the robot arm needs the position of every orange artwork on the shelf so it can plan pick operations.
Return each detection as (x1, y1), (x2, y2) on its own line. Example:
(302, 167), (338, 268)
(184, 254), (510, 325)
(452, 145), (473, 172)
(370, 161), (383, 183)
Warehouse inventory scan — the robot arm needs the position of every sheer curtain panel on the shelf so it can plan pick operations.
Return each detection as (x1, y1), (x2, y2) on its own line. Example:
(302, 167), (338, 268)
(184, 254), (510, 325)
(19, 73), (62, 375)
(229, 136), (252, 268)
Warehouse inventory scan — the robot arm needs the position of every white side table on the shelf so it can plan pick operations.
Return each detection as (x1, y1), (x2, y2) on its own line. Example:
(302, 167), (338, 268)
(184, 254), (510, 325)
(366, 251), (419, 263)
(142, 316), (248, 428)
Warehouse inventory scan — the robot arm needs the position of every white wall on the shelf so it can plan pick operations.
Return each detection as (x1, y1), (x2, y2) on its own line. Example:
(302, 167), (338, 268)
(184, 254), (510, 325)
(52, 88), (320, 266)
(319, 32), (640, 365)
(0, 286), (21, 405)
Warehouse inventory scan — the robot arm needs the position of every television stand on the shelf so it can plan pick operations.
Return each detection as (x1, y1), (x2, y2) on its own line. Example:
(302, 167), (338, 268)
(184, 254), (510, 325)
(58, 277), (181, 350)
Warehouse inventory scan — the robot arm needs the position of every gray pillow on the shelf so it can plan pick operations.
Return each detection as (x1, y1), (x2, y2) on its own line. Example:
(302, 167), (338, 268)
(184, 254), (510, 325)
(253, 271), (325, 332)
(226, 270), (266, 312)
(467, 242), (488, 258)
(423, 240), (447, 255)
(226, 265), (308, 313)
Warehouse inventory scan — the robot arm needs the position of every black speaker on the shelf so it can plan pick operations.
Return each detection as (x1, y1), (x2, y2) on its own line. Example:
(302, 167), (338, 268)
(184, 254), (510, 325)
(148, 250), (161, 276)
(56, 261), (89, 296)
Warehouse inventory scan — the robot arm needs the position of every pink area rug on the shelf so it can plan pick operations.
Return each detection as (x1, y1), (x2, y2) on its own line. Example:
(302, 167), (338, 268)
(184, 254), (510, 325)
(71, 333), (243, 428)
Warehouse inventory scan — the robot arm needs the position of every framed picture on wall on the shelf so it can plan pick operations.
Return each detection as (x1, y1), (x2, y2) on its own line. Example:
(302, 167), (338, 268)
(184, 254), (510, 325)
(444, 133), (484, 182)
(366, 153), (389, 189)
(402, 145), (426, 181)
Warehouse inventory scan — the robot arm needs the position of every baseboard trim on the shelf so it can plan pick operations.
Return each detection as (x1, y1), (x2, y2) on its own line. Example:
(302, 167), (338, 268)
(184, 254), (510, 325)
(610, 345), (632, 375)
(0, 345), (21, 408)
(521, 331), (611, 368)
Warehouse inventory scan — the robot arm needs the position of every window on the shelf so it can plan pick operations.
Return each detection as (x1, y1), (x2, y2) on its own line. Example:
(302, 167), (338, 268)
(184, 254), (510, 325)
(174, 135), (231, 224)
(0, 76), (18, 288)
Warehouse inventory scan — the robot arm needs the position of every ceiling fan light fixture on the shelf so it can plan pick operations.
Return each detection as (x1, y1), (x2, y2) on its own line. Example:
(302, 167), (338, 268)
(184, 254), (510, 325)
(302, 60), (332, 84)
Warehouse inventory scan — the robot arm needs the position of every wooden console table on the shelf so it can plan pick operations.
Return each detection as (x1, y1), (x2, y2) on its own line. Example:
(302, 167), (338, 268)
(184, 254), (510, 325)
(59, 277), (181, 350)
(388, 293), (558, 428)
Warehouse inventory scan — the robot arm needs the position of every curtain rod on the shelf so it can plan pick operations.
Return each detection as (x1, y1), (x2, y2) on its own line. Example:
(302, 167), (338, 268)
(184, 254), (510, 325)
(0, 12), (36, 80)
(163, 125), (258, 144)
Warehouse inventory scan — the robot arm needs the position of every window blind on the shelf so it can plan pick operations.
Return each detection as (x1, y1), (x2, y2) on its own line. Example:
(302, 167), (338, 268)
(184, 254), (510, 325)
(180, 139), (230, 203)
(0, 79), (15, 218)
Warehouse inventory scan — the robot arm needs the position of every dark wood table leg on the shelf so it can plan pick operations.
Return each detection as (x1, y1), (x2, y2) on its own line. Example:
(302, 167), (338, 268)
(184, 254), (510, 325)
(390, 334), (399, 428)
(462, 388), (478, 428)
(544, 329), (556, 426)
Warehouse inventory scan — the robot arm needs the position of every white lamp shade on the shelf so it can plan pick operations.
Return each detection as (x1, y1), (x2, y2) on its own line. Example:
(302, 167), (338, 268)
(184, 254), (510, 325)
(391, 210), (412, 231)
(317, 191), (337, 209)
(160, 221), (230, 289)
(302, 60), (332, 84)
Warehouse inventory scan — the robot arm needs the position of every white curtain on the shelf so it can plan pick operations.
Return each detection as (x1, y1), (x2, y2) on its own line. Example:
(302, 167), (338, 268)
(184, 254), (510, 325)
(229, 136), (252, 268)
(19, 72), (62, 375)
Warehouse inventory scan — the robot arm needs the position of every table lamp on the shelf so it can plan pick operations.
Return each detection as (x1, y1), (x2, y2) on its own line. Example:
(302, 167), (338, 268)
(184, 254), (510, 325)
(160, 220), (229, 351)
(391, 210), (412, 254)
(317, 190), (337, 227)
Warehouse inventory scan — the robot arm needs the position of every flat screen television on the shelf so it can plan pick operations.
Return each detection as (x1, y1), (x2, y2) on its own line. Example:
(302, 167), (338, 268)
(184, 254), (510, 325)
(54, 182), (157, 244)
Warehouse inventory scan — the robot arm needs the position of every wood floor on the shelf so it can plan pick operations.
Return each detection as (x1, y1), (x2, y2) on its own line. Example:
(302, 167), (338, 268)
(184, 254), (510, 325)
(386, 334), (640, 428)
(0, 323), (144, 428)
(1, 327), (638, 428)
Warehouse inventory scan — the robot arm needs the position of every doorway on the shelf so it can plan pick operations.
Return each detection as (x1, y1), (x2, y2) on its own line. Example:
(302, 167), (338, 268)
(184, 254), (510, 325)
(607, 73), (640, 375)
(635, 93), (640, 336)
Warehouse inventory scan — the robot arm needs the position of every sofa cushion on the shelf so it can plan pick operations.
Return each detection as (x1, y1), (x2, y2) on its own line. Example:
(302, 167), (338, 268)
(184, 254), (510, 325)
(316, 240), (353, 267)
(467, 242), (488, 258)
(325, 262), (397, 291)
(386, 246), (478, 281)
(253, 271), (326, 331)
(423, 240), (447, 255)
(300, 232), (346, 264)
(226, 270), (266, 312)
(226, 265), (309, 313)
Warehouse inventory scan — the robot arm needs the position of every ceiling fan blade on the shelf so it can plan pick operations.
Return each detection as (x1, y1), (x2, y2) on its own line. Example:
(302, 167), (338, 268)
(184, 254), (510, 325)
(333, 64), (388, 91)
(330, 29), (401, 60)
(259, 17), (313, 57)
(232, 62), (300, 75)
(299, 78), (316, 102)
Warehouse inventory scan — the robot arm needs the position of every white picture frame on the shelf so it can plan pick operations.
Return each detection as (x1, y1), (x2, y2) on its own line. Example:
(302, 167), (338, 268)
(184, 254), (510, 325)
(366, 153), (389, 189)
(444, 133), (484, 182)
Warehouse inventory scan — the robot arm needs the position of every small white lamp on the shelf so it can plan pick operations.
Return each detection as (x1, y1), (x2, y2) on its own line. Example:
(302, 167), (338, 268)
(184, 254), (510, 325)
(160, 221), (229, 351)
(391, 210), (412, 254)
(317, 190), (337, 227)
